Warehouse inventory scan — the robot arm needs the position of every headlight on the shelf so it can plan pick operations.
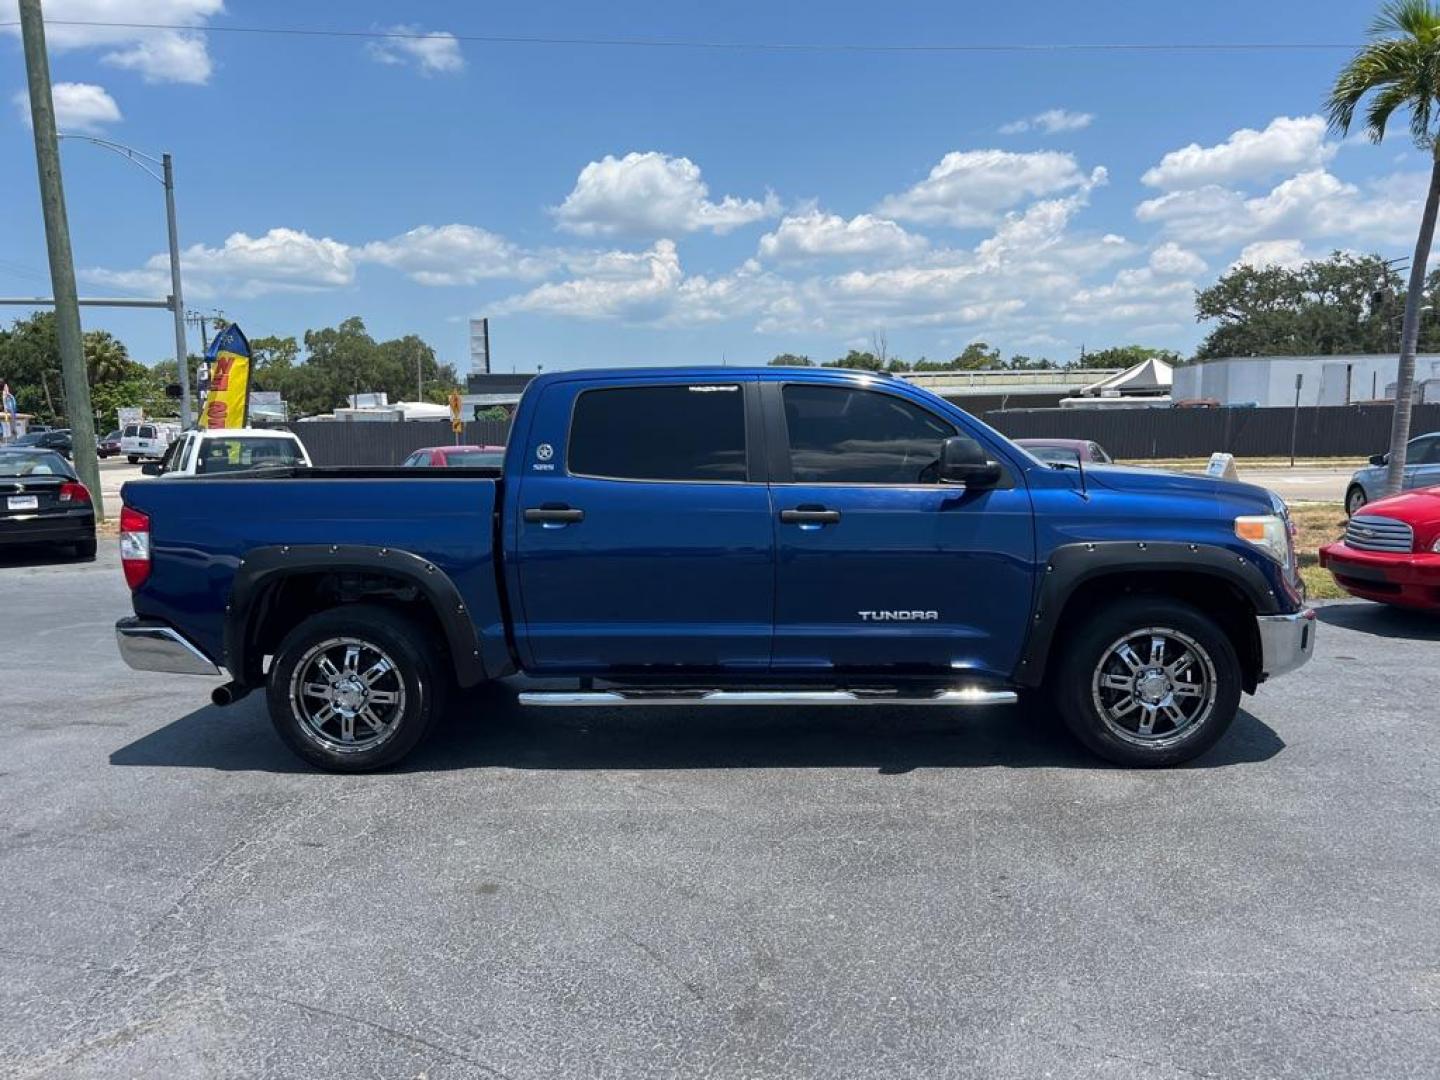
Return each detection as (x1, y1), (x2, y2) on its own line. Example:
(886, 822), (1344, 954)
(1235, 514), (1291, 564)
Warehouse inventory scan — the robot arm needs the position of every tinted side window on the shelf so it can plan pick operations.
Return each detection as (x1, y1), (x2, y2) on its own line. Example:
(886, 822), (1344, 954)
(1411, 437), (1440, 464)
(569, 384), (747, 482)
(782, 385), (955, 484)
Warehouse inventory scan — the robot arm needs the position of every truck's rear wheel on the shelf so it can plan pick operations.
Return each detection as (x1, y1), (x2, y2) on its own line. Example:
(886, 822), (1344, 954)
(266, 604), (447, 772)
(1052, 597), (1240, 767)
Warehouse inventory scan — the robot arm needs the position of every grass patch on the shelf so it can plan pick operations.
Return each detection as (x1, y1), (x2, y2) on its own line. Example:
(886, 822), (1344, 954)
(1290, 502), (1348, 600)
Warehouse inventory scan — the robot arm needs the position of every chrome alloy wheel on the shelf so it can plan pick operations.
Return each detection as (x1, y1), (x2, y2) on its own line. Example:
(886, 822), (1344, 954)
(288, 636), (407, 754)
(1090, 626), (1217, 749)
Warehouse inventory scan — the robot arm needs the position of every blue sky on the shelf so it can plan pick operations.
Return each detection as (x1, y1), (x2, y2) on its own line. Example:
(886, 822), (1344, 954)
(0, 0), (1430, 374)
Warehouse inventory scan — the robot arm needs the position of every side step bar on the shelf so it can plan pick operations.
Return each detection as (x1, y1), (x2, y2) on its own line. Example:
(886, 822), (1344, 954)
(517, 688), (1018, 708)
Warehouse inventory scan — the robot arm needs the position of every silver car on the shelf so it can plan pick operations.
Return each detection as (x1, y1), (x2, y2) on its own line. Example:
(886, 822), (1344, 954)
(1345, 431), (1440, 515)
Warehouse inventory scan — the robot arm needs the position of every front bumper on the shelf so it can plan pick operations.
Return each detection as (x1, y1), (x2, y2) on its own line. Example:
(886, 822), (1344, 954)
(116, 617), (222, 676)
(1256, 609), (1316, 681)
(1319, 542), (1440, 610)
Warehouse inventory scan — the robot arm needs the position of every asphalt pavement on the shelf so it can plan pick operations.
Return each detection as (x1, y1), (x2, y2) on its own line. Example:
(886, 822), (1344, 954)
(2, 542), (1438, 1079)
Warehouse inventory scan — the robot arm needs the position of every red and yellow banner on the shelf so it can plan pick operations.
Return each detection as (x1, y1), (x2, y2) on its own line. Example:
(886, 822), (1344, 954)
(202, 324), (251, 429)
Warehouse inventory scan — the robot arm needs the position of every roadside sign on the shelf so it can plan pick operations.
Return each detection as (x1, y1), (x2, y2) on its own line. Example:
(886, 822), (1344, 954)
(1206, 452), (1238, 481)
(448, 391), (463, 424)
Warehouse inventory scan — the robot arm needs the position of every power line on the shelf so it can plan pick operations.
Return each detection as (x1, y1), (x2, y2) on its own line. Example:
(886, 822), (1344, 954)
(0, 19), (1356, 54)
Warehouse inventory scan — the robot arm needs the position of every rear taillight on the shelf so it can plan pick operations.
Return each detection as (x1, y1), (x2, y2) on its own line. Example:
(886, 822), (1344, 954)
(119, 505), (151, 589)
(58, 481), (90, 504)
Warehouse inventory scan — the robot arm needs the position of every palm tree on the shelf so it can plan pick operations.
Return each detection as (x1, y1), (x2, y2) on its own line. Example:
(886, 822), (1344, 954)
(83, 331), (129, 384)
(1328, 0), (1440, 495)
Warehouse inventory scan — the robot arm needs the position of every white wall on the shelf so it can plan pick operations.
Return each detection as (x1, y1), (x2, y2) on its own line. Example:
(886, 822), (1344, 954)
(1173, 355), (1440, 407)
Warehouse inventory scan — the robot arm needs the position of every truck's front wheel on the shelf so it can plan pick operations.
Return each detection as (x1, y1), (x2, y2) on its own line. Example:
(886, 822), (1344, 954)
(1052, 597), (1240, 767)
(266, 604), (447, 772)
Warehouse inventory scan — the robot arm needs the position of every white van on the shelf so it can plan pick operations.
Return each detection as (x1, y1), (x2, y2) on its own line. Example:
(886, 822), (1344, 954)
(120, 422), (176, 462)
(144, 428), (312, 477)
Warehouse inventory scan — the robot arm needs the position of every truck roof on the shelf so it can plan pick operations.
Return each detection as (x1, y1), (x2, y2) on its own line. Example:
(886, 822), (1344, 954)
(190, 428), (302, 438)
(527, 365), (896, 387)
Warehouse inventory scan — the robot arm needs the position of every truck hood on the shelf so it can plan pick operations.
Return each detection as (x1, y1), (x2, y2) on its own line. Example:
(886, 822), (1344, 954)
(1079, 463), (1275, 508)
(1353, 484), (1440, 527)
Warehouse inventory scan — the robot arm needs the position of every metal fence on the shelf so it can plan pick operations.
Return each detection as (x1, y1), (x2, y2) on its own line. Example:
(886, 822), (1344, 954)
(983, 402), (1440, 459)
(286, 419), (513, 467)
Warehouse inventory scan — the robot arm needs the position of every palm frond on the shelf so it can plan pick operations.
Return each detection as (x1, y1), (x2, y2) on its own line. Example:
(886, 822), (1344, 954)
(1370, 0), (1440, 40)
(1327, 27), (1440, 146)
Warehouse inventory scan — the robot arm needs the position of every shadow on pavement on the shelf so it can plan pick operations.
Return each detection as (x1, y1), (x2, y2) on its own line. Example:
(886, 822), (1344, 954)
(0, 542), (91, 569)
(111, 684), (1285, 775)
(1316, 601), (1440, 641)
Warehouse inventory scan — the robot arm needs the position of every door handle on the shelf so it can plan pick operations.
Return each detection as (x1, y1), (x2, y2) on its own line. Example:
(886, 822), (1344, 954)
(779, 507), (841, 525)
(524, 505), (585, 525)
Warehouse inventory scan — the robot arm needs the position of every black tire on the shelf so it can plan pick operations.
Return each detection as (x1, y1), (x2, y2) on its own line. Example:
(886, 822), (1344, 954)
(73, 537), (97, 560)
(126, 455), (138, 464)
(266, 604), (449, 772)
(1051, 596), (1241, 768)
(1345, 485), (1368, 517)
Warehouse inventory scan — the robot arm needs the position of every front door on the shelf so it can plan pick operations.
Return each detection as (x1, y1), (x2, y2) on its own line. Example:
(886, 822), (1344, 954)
(766, 381), (1035, 681)
(1403, 435), (1440, 490)
(512, 379), (775, 675)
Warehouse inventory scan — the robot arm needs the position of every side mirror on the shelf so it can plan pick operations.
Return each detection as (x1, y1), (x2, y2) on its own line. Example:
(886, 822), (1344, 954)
(140, 462), (162, 476)
(1368, 453), (1388, 466)
(938, 435), (1002, 487)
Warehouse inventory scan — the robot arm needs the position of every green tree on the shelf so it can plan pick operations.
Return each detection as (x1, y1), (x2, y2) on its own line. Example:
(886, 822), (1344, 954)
(84, 331), (129, 384)
(1328, 0), (1440, 493)
(1194, 253), (1405, 359)
(768, 353), (814, 366)
(823, 349), (884, 371)
(1082, 345), (1184, 369)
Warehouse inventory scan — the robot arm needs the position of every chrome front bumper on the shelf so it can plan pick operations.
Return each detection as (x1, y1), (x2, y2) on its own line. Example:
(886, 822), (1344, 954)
(1256, 608), (1316, 681)
(116, 617), (222, 676)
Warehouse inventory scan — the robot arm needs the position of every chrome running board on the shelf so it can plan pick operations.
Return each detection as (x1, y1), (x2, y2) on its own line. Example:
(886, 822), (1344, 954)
(517, 688), (1018, 708)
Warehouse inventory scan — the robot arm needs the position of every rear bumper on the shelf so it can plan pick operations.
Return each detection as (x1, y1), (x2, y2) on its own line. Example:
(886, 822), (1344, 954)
(0, 512), (94, 545)
(116, 617), (222, 676)
(1319, 542), (1440, 610)
(1256, 609), (1316, 681)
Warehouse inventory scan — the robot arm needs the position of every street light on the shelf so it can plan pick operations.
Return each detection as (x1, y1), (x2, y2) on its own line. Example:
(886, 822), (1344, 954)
(57, 134), (193, 428)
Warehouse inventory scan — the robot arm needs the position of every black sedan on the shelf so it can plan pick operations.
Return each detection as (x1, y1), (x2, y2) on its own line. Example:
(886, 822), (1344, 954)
(0, 449), (97, 559)
(11, 428), (73, 459)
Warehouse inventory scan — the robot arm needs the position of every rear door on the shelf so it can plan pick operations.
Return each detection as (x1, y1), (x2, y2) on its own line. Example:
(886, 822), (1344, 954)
(765, 380), (1035, 680)
(511, 377), (774, 674)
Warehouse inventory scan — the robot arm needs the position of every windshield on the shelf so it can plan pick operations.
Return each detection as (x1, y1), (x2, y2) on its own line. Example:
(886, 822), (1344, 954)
(0, 450), (72, 477)
(1027, 444), (1083, 466)
(444, 449), (504, 467)
(194, 437), (305, 474)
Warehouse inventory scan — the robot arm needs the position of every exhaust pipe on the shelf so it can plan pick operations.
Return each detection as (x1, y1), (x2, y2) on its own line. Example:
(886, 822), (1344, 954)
(211, 681), (252, 707)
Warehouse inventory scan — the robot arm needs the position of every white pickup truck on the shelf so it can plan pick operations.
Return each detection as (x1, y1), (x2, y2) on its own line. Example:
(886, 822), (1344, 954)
(141, 428), (312, 477)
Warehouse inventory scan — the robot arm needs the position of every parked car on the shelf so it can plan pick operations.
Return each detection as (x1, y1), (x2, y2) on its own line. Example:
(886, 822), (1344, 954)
(11, 428), (73, 459)
(1015, 438), (1114, 467)
(142, 429), (312, 477)
(120, 421), (178, 463)
(1319, 488), (1440, 611)
(400, 444), (506, 468)
(97, 430), (123, 458)
(1344, 432), (1440, 515)
(115, 366), (1314, 773)
(0, 448), (96, 558)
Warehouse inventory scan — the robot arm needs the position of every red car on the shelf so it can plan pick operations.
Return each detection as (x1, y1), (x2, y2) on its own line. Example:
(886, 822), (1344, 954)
(400, 444), (505, 468)
(1015, 438), (1114, 466)
(1319, 487), (1440, 611)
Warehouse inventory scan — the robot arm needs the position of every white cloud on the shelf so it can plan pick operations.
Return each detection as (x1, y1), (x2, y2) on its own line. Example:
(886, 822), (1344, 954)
(356, 225), (547, 284)
(1148, 242), (1207, 276)
(999, 108), (1094, 135)
(757, 209), (927, 262)
(552, 151), (779, 237)
(1137, 168), (1421, 249)
(0, 1), (223, 84)
(366, 25), (465, 74)
(496, 240), (684, 320)
(1229, 239), (1315, 271)
(12, 82), (121, 133)
(1142, 115), (1336, 190)
(86, 228), (355, 299)
(876, 150), (1100, 228)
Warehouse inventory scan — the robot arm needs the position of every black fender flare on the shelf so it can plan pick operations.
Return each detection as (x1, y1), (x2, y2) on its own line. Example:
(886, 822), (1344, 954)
(223, 544), (488, 689)
(1014, 540), (1285, 688)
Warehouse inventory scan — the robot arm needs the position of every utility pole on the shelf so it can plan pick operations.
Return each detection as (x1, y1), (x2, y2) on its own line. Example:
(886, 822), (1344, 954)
(163, 153), (193, 428)
(416, 340), (423, 403)
(19, 0), (103, 518)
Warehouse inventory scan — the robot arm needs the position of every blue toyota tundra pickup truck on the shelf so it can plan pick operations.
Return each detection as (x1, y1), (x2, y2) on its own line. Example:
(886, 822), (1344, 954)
(115, 366), (1315, 772)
